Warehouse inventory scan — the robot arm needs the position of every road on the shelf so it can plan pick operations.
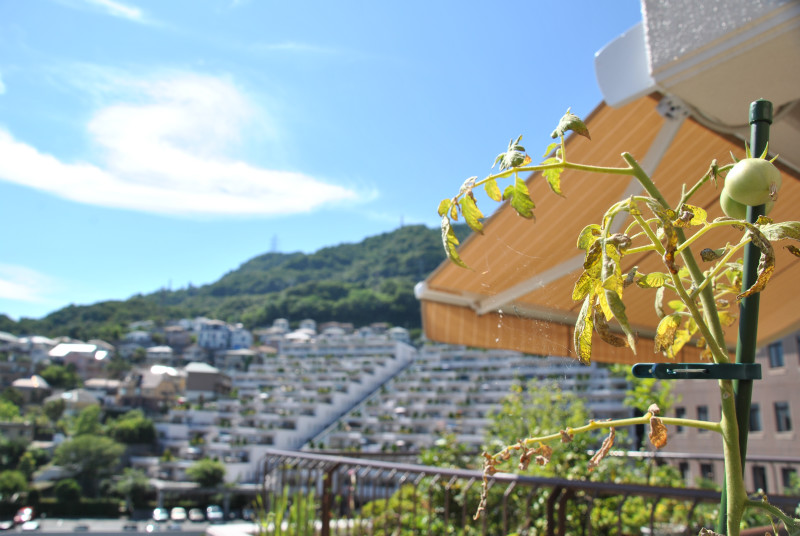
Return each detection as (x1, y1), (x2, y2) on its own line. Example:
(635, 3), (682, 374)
(4, 518), (240, 535)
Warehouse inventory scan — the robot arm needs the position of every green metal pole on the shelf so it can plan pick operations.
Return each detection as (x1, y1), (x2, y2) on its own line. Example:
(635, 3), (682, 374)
(716, 99), (772, 534)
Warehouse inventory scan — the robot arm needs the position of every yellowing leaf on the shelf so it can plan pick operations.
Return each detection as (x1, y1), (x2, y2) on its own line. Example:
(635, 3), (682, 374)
(577, 224), (601, 251)
(484, 179), (502, 202)
(654, 314), (680, 355)
(572, 271), (594, 301)
(460, 194), (484, 234)
(636, 272), (669, 289)
(441, 216), (468, 269)
(573, 294), (594, 365)
(437, 199), (452, 217)
(540, 157), (565, 197)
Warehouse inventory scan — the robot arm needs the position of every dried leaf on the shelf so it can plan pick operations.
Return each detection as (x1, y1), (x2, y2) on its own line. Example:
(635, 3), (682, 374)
(700, 248), (724, 262)
(649, 417), (668, 449)
(593, 304), (628, 348)
(560, 430), (574, 443)
(605, 289), (637, 354)
(737, 224), (775, 300)
(588, 428), (615, 471)
(786, 245), (800, 258)
(648, 404), (661, 415)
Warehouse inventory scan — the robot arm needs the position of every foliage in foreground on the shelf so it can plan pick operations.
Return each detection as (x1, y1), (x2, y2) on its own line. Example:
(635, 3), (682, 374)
(439, 109), (800, 535)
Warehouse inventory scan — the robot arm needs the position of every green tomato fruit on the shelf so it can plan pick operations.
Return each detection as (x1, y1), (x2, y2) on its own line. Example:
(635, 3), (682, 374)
(720, 189), (773, 219)
(724, 158), (781, 206)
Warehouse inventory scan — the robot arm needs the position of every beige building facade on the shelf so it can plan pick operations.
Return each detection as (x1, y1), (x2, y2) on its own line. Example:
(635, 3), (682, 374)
(668, 330), (800, 495)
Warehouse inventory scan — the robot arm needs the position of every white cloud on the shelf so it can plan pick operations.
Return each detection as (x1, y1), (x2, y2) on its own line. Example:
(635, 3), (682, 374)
(0, 71), (365, 216)
(84, 0), (143, 21)
(0, 264), (55, 304)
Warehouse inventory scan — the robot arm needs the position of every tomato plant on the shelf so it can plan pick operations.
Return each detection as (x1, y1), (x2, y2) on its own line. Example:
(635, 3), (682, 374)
(439, 109), (800, 536)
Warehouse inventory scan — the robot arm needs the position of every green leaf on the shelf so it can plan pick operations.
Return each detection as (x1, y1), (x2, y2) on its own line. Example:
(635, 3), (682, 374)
(484, 179), (502, 202)
(460, 194), (484, 234)
(441, 216), (468, 269)
(542, 142), (559, 158)
(577, 224), (601, 250)
(636, 272), (670, 289)
(540, 157), (565, 197)
(573, 294), (594, 365)
(502, 176), (535, 219)
(551, 108), (591, 140)
(654, 314), (681, 356)
(495, 135), (531, 172)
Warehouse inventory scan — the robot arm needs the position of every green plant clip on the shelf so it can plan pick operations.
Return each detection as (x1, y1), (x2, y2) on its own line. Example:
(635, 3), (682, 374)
(631, 363), (762, 380)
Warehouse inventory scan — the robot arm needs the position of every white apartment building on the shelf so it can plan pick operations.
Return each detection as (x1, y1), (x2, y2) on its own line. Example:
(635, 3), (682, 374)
(154, 327), (415, 483)
(318, 344), (629, 452)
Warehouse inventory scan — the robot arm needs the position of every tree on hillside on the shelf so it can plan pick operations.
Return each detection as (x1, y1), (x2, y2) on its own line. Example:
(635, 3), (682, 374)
(0, 470), (28, 500)
(71, 405), (103, 436)
(186, 458), (226, 488)
(38, 364), (81, 390)
(52, 435), (124, 496)
(108, 410), (156, 445)
(0, 399), (21, 421)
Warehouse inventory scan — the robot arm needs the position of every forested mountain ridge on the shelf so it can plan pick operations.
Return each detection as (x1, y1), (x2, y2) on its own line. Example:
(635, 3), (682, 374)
(0, 224), (469, 341)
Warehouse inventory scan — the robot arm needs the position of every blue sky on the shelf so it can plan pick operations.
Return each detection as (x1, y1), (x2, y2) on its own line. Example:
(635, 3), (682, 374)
(0, 0), (642, 321)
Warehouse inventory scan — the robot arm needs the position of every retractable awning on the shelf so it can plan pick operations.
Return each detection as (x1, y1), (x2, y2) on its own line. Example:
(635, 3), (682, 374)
(417, 94), (800, 364)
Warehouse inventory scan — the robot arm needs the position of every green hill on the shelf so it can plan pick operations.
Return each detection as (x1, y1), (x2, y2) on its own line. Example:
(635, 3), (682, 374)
(1, 224), (468, 341)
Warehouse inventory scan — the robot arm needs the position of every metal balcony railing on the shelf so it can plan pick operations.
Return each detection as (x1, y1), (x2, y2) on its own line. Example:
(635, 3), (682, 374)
(256, 448), (800, 536)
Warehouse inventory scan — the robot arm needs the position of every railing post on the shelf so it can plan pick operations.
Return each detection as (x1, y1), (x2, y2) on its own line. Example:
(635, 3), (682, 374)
(320, 464), (338, 536)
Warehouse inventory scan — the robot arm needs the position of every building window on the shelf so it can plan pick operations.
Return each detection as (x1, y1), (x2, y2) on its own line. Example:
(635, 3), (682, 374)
(775, 402), (792, 432)
(675, 407), (686, 432)
(768, 341), (784, 368)
(752, 465), (767, 493)
(749, 404), (762, 432)
(700, 463), (715, 482)
(679, 462), (690, 483)
(697, 405), (709, 433)
(782, 468), (797, 493)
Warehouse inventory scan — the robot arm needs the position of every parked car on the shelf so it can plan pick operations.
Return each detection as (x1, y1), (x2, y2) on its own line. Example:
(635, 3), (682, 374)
(152, 508), (169, 523)
(20, 520), (40, 532)
(169, 508), (187, 523)
(13, 507), (34, 525)
(188, 508), (205, 522)
(205, 505), (224, 523)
